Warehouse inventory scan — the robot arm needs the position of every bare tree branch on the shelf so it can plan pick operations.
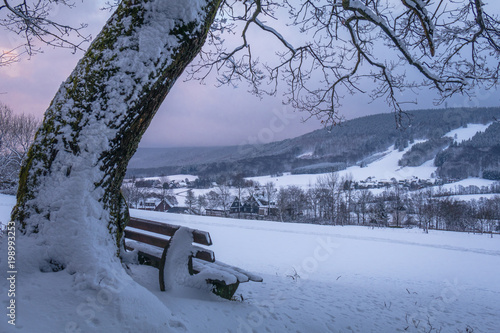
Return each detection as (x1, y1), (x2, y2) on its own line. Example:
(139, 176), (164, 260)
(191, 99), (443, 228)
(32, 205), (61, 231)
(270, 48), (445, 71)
(0, 45), (21, 66)
(189, 0), (500, 126)
(0, 0), (91, 63)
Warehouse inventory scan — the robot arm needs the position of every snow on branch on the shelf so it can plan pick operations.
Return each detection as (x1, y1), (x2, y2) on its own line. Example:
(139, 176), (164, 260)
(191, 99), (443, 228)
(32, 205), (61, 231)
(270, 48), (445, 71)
(401, 0), (435, 55)
(190, 0), (499, 125)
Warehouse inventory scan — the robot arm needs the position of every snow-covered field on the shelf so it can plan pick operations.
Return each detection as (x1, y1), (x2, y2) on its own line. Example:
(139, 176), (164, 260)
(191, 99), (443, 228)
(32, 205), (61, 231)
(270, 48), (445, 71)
(445, 123), (491, 144)
(138, 174), (199, 183)
(1, 194), (499, 332)
(0, 194), (15, 226)
(439, 178), (497, 191)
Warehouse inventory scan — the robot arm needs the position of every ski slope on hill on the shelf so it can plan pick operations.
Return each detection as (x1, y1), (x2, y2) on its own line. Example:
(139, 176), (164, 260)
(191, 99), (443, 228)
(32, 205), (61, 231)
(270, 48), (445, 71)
(248, 123), (494, 190)
(249, 143), (437, 189)
(444, 123), (492, 143)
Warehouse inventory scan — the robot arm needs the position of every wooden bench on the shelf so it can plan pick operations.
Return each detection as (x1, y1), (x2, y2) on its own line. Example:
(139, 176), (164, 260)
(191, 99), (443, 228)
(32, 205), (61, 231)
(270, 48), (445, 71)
(124, 217), (262, 299)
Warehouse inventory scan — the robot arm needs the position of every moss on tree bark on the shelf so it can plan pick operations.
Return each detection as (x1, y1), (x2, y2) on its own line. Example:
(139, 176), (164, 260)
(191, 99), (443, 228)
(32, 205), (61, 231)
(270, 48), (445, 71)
(12, 0), (222, 258)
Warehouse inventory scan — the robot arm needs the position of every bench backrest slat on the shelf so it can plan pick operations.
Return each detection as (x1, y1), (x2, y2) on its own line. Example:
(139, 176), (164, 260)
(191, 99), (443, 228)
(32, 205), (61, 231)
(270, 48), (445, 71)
(128, 217), (212, 246)
(125, 229), (215, 262)
(125, 229), (168, 248)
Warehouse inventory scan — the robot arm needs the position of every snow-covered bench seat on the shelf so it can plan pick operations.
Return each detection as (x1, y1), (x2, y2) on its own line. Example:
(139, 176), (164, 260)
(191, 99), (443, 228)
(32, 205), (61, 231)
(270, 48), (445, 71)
(124, 217), (262, 299)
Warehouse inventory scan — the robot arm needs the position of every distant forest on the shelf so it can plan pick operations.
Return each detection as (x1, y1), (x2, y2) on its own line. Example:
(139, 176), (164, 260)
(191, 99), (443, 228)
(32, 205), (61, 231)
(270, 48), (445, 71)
(127, 107), (500, 180)
(435, 122), (500, 180)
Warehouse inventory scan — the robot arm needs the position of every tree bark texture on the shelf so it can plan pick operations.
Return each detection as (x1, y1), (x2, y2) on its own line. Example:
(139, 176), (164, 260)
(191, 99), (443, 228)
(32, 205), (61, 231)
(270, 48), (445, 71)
(12, 0), (222, 265)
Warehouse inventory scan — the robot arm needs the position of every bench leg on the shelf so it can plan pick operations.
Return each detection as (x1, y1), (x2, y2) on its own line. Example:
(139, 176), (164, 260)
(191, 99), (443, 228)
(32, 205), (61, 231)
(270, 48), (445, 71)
(158, 241), (171, 291)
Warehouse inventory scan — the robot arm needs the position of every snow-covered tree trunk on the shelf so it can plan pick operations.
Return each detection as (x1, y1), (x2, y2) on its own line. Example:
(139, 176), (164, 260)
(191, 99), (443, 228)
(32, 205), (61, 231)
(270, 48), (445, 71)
(11, 0), (221, 274)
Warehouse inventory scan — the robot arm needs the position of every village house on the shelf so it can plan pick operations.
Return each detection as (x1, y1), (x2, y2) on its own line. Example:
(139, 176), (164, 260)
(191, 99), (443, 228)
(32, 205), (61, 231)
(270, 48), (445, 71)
(137, 198), (175, 212)
(229, 194), (277, 217)
(138, 198), (157, 211)
(229, 196), (243, 214)
(154, 198), (175, 212)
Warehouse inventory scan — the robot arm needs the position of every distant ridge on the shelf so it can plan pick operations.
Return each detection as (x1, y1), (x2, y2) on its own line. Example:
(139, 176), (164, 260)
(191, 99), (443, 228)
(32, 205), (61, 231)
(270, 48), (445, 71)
(127, 107), (500, 178)
(128, 146), (242, 169)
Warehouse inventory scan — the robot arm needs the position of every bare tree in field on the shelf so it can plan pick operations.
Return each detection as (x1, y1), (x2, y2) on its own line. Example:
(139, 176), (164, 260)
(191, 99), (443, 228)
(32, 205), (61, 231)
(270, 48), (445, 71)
(1, 0), (497, 285)
(185, 189), (196, 214)
(196, 194), (208, 215)
(120, 182), (141, 209)
(0, 103), (39, 191)
(216, 184), (232, 216)
(206, 190), (221, 210)
(341, 175), (354, 225)
(356, 189), (373, 225)
(390, 185), (407, 227)
(306, 186), (321, 220)
(264, 181), (276, 216)
(317, 172), (341, 224)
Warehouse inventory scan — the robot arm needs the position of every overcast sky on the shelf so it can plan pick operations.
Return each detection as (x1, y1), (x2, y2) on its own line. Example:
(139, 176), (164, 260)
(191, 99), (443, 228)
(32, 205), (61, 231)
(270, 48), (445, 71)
(0, 1), (499, 148)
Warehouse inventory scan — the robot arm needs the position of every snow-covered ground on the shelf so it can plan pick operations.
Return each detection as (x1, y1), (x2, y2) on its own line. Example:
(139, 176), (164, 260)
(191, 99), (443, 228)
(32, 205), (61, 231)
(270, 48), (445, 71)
(140, 174), (199, 183)
(1, 194), (499, 332)
(248, 148), (434, 192)
(249, 142), (436, 189)
(1, 123), (496, 332)
(444, 123), (491, 143)
(0, 194), (15, 227)
(439, 178), (497, 191)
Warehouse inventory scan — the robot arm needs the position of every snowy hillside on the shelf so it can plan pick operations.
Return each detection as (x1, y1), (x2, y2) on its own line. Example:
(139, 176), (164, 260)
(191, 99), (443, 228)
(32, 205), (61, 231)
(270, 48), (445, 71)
(127, 108), (500, 179)
(248, 123), (495, 190)
(1, 194), (499, 332)
(128, 121), (498, 209)
(444, 123), (491, 143)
